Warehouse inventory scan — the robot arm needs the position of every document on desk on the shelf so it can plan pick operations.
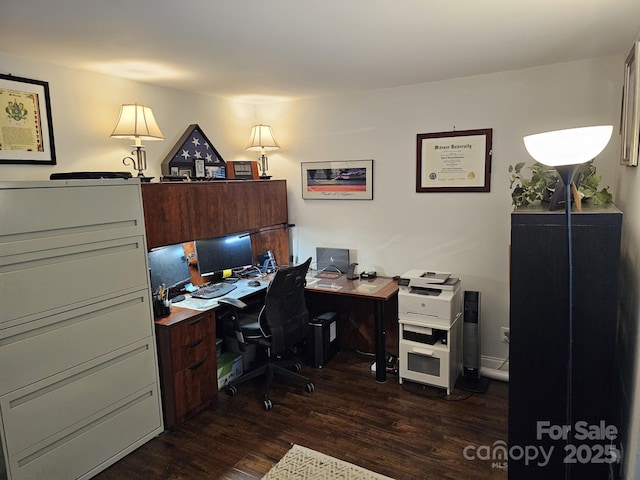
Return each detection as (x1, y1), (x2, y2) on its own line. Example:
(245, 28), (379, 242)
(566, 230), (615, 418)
(315, 283), (343, 291)
(176, 295), (221, 311)
(354, 284), (379, 293)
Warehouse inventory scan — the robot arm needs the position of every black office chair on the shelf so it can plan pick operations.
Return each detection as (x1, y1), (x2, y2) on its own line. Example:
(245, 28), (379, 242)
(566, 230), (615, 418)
(218, 257), (314, 410)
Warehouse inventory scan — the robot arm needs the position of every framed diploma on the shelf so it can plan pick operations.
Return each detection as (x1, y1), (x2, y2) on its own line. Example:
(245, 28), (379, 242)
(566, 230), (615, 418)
(416, 128), (492, 192)
(0, 74), (56, 165)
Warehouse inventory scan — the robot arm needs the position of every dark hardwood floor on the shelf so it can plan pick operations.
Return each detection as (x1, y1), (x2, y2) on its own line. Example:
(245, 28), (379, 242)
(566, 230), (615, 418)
(95, 351), (508, 480)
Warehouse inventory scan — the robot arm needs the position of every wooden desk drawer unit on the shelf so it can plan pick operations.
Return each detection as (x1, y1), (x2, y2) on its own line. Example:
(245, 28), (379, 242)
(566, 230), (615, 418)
(0, 180), (164, 480)
(155, 312), (218, 428)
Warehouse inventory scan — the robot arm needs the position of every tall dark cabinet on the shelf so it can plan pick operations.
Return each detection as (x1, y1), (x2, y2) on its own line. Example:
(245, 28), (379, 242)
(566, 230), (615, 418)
(509, 204), (622, 479)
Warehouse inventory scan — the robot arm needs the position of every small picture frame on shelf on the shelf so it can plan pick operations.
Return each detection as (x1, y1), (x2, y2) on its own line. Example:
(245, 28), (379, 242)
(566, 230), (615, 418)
(195, 159), (205, 178)
(227, 161), (259, 179)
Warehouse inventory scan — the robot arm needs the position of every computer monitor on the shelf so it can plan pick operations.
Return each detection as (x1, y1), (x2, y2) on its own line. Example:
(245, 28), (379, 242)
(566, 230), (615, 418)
(195, 233), (253, 277)
(148, 243), (191, 292)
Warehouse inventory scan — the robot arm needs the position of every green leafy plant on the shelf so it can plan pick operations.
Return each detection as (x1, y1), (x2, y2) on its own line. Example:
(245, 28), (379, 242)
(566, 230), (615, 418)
(508, 162), (613, 208)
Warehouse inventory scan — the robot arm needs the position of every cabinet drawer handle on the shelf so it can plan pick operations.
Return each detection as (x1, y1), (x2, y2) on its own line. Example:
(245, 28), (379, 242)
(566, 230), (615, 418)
(187, 318), (202, 326)
(186, 338), (204, 348)
(188, 359), (205, 370)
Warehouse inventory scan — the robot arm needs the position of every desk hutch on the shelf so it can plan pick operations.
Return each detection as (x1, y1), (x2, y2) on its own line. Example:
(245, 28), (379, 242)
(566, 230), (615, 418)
(141, 180), (290, 428)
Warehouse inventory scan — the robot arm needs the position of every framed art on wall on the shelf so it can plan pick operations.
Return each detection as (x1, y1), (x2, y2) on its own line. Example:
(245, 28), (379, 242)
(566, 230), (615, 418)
(301, 159), (373, 200)
(621, 41), (639, 167)
(0, 74), (56, 165)
(416, 128), (492, 192)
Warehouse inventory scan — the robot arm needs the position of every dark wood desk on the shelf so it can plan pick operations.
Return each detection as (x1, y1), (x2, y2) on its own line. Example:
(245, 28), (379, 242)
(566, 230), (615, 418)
(155, 273), (398, 428)
(304, 273), (399, 382)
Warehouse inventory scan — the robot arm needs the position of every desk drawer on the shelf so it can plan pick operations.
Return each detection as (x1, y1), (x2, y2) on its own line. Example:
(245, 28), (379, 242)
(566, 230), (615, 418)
(172, 354), (216, 421)
(172, 334), (215, 373)
(170, 313), (215, 372)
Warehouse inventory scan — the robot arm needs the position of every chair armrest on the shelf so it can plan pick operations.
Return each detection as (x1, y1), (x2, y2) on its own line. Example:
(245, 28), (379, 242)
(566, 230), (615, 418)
(218, 297), (249, 352)
(218, 297), (248, 310)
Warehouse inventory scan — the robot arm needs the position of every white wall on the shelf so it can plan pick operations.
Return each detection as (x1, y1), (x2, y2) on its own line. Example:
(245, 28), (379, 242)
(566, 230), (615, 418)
(614, 92), (640, 477)
(0, 53), (255, 181)
(261, 56), (624, 367)
(0, 52), (624, 372)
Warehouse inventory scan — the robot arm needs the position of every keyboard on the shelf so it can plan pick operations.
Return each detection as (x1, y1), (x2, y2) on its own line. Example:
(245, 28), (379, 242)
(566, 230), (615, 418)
(191, 283), (237, 299)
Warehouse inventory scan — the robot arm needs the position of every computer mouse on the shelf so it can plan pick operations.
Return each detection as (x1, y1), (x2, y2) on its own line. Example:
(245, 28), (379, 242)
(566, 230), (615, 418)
(248, 280), (261, 287)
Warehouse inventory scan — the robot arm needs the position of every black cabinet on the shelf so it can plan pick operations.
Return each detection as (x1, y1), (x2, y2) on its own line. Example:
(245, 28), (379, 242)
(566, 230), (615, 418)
(509, 204), (622, 479)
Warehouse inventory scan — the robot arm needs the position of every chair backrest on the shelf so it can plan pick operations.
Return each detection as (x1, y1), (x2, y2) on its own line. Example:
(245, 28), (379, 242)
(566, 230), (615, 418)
(263, 257), (312, 354)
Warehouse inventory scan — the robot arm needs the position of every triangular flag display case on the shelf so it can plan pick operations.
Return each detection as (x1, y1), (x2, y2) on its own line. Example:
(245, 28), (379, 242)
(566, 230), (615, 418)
(161, 124), (226, 179)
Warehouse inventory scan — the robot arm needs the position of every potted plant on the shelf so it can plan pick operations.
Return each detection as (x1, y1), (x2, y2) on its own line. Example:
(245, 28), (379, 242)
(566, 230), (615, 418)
(508, 162), (613, 209)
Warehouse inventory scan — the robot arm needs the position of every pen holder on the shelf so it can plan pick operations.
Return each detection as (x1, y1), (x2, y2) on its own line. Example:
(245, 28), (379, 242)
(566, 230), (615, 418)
(153, 298), (171, 317)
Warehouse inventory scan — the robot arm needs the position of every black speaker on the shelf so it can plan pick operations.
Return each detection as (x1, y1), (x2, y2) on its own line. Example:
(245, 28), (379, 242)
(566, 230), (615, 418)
(455, 290), (490, 393)
(463, 290), (480, 377)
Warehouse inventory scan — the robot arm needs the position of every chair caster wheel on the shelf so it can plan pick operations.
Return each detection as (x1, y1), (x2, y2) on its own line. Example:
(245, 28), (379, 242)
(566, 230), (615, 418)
(293, 362), (303, 372)
(305, 382), (315, 393)
(263, 399), (273, 410)
(226, 386), (237, 396)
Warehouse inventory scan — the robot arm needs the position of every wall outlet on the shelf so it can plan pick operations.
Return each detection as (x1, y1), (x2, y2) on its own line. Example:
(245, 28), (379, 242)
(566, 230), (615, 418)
(500, 327), (510, 343)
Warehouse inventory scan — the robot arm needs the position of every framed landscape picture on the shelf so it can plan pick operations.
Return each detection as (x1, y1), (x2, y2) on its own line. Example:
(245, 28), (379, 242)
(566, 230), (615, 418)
(301, 159), (373, 200)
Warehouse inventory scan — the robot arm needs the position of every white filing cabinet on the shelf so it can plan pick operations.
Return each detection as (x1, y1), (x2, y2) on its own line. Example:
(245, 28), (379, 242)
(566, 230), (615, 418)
(0, 180), (163, 480)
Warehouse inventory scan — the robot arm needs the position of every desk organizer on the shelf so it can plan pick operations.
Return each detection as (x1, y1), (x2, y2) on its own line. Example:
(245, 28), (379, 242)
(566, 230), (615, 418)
(153, 299), (171, 317)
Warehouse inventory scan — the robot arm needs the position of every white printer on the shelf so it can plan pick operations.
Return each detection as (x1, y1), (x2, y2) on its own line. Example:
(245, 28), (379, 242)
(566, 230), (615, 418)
(397, 269), (463, 394)
(397, 269), (462, 327)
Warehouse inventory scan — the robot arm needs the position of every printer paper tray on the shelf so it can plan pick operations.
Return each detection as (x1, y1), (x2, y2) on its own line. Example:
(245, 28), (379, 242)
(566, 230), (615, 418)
(399, 312), (456, 328)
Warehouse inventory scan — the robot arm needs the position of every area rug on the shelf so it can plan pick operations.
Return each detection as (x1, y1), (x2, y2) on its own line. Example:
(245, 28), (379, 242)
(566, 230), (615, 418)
(263, 444), (394, 480)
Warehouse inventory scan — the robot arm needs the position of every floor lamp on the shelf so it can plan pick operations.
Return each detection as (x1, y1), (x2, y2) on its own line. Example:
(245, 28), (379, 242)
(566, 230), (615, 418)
(523, 125), (613, 479)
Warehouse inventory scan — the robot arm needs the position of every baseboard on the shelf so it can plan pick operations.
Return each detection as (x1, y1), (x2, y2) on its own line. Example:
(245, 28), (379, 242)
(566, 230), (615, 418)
(480, 355), (509, 382)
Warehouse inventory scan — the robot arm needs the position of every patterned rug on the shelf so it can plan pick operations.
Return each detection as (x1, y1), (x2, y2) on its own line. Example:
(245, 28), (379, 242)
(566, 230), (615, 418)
(263, 444), (394, 480)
